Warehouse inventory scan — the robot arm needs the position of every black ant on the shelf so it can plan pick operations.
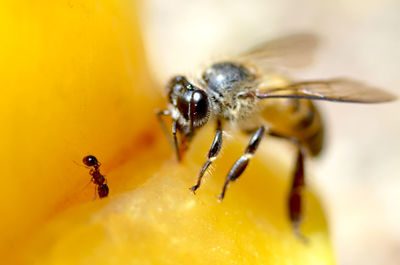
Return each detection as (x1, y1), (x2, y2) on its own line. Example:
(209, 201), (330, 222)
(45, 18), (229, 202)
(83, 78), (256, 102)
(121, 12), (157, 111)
(82, 155), (109, 198)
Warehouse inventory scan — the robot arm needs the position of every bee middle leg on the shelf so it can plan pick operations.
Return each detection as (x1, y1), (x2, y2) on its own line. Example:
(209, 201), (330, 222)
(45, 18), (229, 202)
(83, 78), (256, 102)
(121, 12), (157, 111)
(218, 125), (265, 201)
(190, 120), (223, 193)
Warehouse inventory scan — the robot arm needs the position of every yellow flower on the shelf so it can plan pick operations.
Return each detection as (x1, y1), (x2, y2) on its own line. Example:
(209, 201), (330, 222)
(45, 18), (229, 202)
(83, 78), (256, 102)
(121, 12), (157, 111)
(0, 1), (334, 264)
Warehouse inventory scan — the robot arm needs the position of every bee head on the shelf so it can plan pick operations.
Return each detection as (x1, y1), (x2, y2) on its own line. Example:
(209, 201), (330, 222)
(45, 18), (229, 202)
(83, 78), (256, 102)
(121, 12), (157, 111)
(167, 75), (210, 134)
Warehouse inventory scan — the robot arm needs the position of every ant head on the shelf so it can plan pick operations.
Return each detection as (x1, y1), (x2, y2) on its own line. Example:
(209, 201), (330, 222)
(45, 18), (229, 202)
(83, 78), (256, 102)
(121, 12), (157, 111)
(82, 155), (99, 167)
(167, 76), (210, 134)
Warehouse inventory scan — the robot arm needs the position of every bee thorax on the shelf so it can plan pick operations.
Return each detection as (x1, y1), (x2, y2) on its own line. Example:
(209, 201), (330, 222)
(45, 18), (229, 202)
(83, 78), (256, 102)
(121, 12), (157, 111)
(210, 93), (258, 123)
(202, 62), (259, 123)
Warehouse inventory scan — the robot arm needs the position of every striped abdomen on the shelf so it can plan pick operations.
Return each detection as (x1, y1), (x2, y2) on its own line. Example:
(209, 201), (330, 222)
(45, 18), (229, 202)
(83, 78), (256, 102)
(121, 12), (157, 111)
(260, 98), (324, 156)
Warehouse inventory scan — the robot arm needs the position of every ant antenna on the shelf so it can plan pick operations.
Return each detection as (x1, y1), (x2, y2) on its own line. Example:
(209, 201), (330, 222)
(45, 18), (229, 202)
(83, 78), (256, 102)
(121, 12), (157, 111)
(73, 159), (88, 169)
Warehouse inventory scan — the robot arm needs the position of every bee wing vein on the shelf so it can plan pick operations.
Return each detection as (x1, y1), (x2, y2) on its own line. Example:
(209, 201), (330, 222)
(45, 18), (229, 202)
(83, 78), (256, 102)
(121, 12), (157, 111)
(255, 79), (396, 103)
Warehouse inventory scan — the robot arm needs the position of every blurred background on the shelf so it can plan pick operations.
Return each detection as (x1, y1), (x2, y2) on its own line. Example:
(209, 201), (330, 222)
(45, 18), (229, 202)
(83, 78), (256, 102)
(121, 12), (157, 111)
(139, 0), (400, 264)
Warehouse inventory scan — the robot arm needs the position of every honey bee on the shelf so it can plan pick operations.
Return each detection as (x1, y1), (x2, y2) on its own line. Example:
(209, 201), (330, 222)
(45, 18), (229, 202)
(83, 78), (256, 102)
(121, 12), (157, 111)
(156, 34), (396, 239)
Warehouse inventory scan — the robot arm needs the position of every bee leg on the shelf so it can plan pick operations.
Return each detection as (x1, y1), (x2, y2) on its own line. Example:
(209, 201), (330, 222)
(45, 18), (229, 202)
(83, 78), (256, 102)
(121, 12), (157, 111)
(172, 120), (181, 162)
(156, 110), (173, 146)
(190, 120), (223, 194)
(218, 126), (265, 201)
(267, 131), (309, 242)
(289, 147), (309, 243)
(156, 110), (182, 162)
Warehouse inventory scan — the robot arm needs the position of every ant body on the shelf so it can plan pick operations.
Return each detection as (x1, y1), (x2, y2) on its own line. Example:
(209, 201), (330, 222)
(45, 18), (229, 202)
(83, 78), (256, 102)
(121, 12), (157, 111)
(82, 155), (109, 198)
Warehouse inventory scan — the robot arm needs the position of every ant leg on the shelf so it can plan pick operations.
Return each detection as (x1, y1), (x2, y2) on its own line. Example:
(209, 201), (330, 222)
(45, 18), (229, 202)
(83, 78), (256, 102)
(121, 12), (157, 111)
(92, 185), (98, 200)
(218, 126), (265, 201)
(190, 120), (223, 193)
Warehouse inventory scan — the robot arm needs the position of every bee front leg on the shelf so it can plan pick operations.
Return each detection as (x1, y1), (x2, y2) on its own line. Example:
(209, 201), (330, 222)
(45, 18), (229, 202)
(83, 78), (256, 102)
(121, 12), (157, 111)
(218, 125), (265, 201)
(156, 110), (182, 162)
(172, 120), (181, 162)
(190, 120), (223, 193)
(156, 110), (174, 148)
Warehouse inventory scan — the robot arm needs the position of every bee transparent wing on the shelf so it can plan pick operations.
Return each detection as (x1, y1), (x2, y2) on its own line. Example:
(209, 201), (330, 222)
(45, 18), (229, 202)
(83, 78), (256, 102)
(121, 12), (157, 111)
(256, 79), (396, 103)
(237, 33), (319, 69)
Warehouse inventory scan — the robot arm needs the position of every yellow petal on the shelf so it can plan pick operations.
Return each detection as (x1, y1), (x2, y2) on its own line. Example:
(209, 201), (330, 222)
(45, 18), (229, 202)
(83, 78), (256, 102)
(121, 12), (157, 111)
(23, 128), (334, 265)
(0, 0), (167, 262)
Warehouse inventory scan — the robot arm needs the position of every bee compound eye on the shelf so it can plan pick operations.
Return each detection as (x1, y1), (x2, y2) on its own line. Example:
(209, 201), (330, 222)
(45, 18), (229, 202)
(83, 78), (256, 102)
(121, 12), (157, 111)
(176, 94), (190, 120)
(192, 90), (209, 120)
(176, 89), (209, 127)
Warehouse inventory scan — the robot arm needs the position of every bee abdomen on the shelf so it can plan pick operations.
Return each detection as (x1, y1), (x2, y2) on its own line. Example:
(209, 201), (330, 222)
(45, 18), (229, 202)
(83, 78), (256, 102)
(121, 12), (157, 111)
(303, 125), (324, 156)
(297, 103), (324, 157)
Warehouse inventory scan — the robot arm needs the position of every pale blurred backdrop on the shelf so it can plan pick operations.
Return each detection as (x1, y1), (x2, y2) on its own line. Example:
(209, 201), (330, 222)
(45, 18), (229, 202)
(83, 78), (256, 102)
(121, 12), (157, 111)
(140, 0), (400, 264)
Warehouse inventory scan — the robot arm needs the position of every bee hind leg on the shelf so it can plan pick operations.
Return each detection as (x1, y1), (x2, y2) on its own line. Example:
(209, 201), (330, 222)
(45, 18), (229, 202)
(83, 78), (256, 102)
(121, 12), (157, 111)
(267, 131), (308, 242)
(288, 147), (309, 243)
(190, 120), (223, 193)
(217, 125), (265, 201)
